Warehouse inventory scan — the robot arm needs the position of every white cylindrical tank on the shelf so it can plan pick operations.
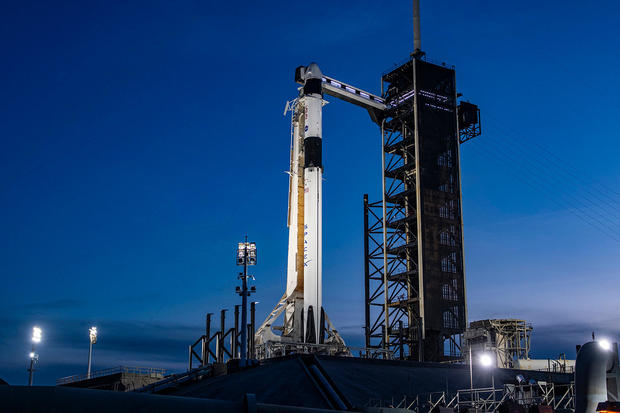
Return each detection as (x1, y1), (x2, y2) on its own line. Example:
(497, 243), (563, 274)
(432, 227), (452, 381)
(575, 341), (614, 413)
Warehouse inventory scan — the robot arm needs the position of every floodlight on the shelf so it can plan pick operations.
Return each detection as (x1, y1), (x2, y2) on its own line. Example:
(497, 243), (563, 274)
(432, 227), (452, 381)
(29, 352), (35, 359)
(89, 326), (98, 344)
(247, 242), (257, 265)
(599, 339), (611, 351)
(32, 327), (42, 343)
(479, 353), (493, 367)
(236, 241), (257, 265)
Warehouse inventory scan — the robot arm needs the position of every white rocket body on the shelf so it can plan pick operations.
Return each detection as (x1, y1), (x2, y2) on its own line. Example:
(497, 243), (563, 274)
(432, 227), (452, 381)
(257, 60), (383, 349)
(302, 92), (323, 343)
(255, 62), (351, 350)
(283, 63), (324, 343)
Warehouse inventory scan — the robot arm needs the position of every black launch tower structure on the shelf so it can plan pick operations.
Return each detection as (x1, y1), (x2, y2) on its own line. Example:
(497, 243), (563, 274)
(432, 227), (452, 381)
(364, 55), (481, 362)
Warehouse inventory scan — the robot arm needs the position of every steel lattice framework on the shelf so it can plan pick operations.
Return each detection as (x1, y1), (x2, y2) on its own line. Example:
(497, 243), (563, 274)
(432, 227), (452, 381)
(364, 56), (480, 361)
(464, 319), (532, 368)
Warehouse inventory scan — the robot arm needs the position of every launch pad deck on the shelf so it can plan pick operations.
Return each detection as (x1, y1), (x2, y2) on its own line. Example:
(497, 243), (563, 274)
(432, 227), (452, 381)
(159, 355), (573, 410)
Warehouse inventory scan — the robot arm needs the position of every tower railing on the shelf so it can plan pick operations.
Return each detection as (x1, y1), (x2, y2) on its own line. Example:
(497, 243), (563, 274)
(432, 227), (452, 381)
(56, 366), (167, 385)
(366, 382), (574, 413)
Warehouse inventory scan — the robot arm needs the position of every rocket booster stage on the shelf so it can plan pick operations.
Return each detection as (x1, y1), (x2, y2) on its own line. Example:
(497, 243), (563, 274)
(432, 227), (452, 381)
(300, 63), (323, 343)
(257, 62), (349, 348)
(283, 63), (325, 343)
(256, 61), (385, 350)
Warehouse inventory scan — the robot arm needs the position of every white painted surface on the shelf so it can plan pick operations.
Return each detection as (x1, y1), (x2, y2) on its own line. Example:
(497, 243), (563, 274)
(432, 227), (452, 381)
(304, 166), (322, 341)
(305, 95), (322, 138)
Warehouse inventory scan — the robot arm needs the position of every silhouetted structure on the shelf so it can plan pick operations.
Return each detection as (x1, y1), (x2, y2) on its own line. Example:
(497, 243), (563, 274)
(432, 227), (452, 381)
(364, 55), (480, 362)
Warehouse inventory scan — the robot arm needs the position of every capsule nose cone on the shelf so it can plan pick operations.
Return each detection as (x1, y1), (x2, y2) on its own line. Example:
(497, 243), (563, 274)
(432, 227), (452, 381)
(305, 63), (323, 80)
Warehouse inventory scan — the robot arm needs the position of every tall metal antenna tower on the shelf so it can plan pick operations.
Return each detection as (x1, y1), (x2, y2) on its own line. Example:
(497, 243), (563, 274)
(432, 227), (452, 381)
(413, 0), (422, 55)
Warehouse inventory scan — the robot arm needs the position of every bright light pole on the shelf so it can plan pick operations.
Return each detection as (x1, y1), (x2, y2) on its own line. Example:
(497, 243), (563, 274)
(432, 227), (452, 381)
(236, 237), (257, 367)
(87, 326), (97, 379)
(469, 350), (495, 390)
(479, 352), (495, 388)
(28, 326), (42, 386)
(479, 351), (496, 406)
(469, 346), (473, 390)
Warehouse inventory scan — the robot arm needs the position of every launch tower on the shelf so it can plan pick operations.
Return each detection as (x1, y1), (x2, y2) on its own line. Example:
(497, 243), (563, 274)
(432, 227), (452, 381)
(364, 57), (480, 361)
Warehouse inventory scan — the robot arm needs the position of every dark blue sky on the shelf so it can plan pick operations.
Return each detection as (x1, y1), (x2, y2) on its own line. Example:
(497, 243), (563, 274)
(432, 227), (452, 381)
(2, 0), (619, 385)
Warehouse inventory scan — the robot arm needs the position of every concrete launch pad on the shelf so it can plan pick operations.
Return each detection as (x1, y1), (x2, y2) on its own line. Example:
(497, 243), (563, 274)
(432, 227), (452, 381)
(158, 355), (573, 410)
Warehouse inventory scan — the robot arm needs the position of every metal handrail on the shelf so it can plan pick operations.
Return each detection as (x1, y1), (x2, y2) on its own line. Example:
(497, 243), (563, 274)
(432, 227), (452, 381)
(134, 365), (211, 393)
(454, 387), (506, 412)
(56, 366), (167, 385)
(368, 382), (575, 413)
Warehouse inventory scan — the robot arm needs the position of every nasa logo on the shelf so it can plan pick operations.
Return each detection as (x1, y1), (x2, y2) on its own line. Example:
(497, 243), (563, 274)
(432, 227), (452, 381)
(304, 125), (308, 132)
